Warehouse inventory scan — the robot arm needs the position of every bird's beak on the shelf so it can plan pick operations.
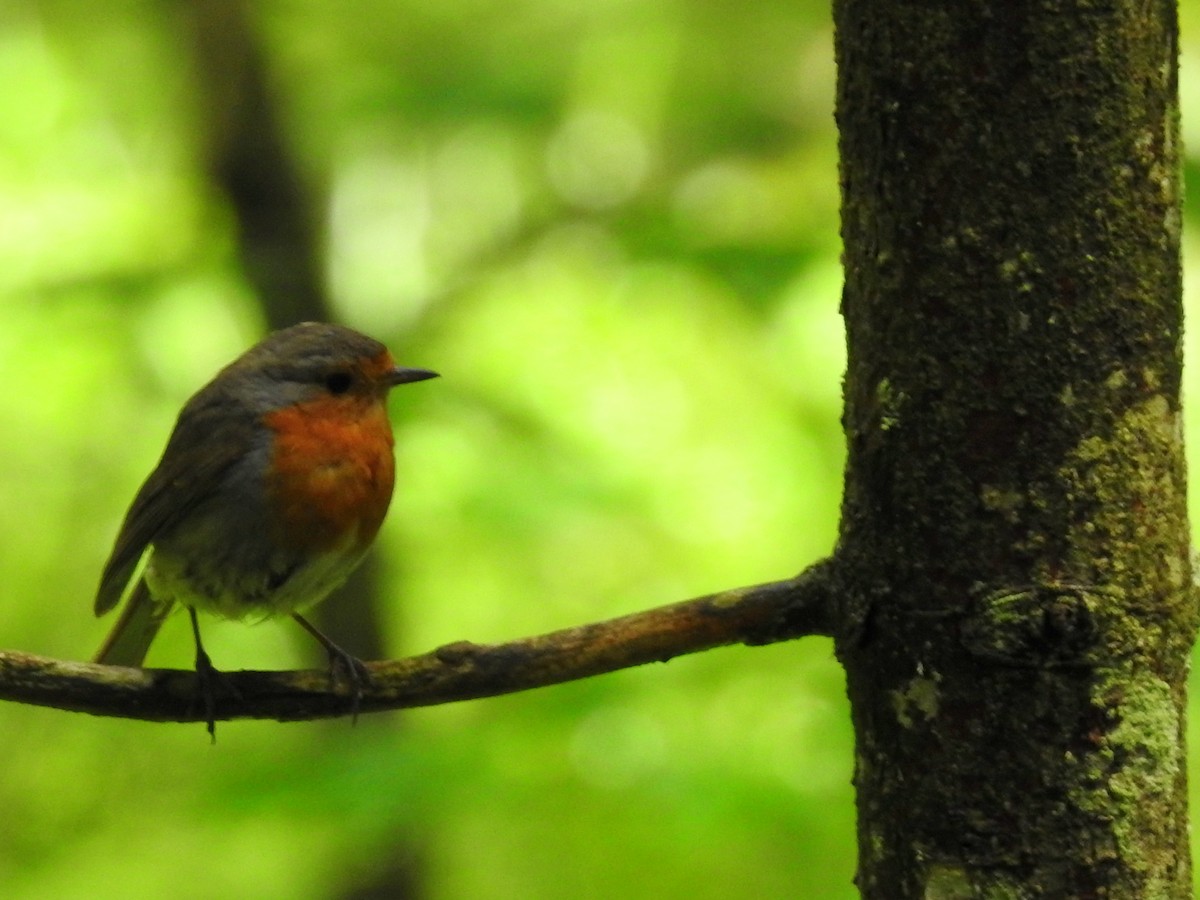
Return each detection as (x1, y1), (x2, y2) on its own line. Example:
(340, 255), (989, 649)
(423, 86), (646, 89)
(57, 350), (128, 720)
(387, 366), (439, 386)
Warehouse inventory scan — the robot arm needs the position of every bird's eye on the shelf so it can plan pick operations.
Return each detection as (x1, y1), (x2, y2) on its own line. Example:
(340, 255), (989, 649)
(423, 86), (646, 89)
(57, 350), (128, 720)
(324, 371), (354, 395)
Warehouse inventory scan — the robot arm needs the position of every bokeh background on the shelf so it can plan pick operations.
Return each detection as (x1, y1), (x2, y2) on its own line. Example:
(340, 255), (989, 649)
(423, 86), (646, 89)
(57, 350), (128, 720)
(0, 2), (1194, 898)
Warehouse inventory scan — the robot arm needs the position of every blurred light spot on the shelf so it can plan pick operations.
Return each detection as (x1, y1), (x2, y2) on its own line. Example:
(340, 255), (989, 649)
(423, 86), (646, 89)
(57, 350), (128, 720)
(569, 706), (667, 789)
(546, 110), (649, 210)
(137, 280), (257, 394)
(428, 125), (524, 266)
(706, 670), (849, 796)
(674, 160), (772, 243)
(328, 150), (430, 329)
(0, 25), (70, 147)
(766, 259), (846, 408)
(1180, 53), (1200, 149)
(583, 367), (690, 459)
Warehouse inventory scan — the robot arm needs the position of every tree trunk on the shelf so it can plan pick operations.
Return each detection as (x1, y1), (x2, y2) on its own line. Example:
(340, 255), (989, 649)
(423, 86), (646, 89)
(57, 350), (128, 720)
(832, 0), (1194, 895)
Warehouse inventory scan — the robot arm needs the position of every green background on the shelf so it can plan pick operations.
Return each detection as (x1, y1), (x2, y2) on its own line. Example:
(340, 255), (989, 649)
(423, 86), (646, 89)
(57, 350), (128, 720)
(0, 2), (1194, 898)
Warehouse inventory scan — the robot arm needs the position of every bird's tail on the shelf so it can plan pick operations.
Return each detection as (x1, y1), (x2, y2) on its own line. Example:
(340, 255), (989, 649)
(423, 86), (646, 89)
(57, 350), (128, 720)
(93, 580), (173, 667)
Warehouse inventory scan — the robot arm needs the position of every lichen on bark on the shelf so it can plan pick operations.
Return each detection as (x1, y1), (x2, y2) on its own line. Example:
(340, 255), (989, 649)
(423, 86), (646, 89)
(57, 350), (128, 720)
(831, 0), (1195, 895)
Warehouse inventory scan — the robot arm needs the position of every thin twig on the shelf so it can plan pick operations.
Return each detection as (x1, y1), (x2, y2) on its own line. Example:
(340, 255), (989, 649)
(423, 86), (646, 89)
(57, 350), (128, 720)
(0, 559), (838, 726)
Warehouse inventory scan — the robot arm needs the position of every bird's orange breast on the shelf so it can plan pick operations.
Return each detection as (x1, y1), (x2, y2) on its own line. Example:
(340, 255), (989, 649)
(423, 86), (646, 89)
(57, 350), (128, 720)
(263, 395), (396, 555)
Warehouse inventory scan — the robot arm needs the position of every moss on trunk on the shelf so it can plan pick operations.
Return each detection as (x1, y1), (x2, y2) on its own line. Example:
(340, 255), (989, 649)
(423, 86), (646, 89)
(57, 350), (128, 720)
(831, 0), (1195, 895)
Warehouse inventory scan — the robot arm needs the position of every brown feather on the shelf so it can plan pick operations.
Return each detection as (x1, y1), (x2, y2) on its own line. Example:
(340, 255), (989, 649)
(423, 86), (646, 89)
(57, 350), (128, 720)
(93, 389), (254, 615)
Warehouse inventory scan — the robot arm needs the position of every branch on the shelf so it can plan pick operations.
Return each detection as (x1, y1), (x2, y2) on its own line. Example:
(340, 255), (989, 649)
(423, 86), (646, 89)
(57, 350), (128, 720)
(0, 559), (839, 726)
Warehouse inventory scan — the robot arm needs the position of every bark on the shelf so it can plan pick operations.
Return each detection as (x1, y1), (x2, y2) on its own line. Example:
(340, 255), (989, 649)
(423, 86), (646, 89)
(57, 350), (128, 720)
(833, 0), (1194, 896)
(0, 573), (832, 723)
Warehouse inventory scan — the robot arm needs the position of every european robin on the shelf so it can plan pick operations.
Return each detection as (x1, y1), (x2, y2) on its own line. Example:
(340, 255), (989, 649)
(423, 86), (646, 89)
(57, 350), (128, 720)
(93, 322), (437, 730)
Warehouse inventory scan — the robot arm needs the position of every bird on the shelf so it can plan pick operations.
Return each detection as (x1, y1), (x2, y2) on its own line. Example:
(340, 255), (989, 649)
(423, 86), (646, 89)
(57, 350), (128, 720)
(92, 322), (438, 734)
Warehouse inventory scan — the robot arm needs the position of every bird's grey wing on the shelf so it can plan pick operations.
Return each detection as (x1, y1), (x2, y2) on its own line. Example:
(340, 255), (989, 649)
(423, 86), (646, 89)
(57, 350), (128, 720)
(93, 388), (256, 616)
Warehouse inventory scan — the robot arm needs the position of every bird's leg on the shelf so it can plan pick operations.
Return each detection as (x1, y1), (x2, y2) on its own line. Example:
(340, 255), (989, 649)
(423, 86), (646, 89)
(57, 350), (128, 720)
(291, 613), (370, 722)
(188, 606), (221, 742)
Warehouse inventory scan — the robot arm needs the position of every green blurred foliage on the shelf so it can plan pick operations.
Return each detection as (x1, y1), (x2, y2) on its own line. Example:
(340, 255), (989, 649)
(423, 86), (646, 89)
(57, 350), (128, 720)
(0, 1), (1195, 898)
